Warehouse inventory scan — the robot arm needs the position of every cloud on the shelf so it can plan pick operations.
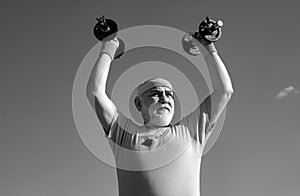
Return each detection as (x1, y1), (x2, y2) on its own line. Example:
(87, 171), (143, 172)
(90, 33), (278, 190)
(275, 86), (299, 100)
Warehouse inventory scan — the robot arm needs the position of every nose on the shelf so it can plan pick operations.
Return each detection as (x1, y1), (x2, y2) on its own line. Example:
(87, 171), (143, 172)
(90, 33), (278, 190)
(158, 93), (168, 103)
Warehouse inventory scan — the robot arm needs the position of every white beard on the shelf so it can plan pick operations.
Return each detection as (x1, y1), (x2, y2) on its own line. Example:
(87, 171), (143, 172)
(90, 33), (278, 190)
(147, 103), (173, 126)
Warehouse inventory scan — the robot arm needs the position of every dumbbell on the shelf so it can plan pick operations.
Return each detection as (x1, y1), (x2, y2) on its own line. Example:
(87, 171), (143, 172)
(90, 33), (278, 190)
(182, 17), (223, 56)
(195, 17), (223, 42)
(94, 15), (125, 59)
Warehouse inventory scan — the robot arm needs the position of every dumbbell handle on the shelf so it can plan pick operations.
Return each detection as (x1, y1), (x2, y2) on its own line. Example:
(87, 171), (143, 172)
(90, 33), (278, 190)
(211, 20), (223, 30)
(93, 15), (125, 59)
(197, 17), (223, 42)
(204, 17), (223, 32)
(96, 16), (110, 32)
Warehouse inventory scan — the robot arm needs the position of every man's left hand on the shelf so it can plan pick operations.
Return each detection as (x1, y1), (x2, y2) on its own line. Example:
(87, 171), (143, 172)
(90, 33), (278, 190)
(192, 32), (217, 53)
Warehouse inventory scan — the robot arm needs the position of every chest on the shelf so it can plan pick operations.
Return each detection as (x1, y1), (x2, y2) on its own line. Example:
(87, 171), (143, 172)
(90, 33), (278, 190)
(117, 144), (202, 196)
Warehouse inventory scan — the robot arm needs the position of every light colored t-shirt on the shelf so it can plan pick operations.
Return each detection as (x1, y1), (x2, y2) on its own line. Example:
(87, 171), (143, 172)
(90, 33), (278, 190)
(105, 99), (215, 196)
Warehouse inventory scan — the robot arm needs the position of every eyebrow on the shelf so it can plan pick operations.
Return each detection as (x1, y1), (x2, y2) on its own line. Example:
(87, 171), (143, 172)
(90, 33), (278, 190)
(148, 89), (174, 94)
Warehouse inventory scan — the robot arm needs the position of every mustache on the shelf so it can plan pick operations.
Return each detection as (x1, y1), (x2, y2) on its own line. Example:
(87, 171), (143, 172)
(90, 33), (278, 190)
(149, 102), (173, 112)
(156, 104), (171, 111)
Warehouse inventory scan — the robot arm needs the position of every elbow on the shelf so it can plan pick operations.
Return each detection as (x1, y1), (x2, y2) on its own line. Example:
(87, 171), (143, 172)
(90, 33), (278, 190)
(86, 80), (97, 98)
(226, 87), (234, 96)
(225, 87), (234, 98)
(225, 83), (234, 96)
(215, 88), (233, 101)
(215, 86), (234, 97)
(86, 83), (106, 99)
(225, 91), (233, 100)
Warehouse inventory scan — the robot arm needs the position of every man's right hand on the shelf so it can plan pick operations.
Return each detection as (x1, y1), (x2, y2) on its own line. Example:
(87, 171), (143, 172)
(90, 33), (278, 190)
(100, 38), (120, 60)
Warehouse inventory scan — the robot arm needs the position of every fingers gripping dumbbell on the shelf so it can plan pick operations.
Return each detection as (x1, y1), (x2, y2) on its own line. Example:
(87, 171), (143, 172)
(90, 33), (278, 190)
(94, 15), (125, 59)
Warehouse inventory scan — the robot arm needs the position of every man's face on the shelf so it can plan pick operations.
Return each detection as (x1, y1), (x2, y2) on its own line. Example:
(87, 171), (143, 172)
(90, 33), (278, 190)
(137, 86), (175, 127)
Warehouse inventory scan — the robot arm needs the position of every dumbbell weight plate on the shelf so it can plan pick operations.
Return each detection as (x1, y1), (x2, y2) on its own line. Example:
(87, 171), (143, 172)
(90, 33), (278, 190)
(181, 33), (202, 56)
(94, 18), (118, 41)
(198, 18), (222, 42)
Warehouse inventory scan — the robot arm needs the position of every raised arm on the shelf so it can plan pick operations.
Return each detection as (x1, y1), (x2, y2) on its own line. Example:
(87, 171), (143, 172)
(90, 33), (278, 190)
(200, 41), (234, 127)
(86, 38), (119, 134)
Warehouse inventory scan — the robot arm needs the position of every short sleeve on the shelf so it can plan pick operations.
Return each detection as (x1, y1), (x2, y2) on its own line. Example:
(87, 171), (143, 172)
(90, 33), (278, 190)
(104, 110), (140, 150)
(200, 95), (216, 136)
(177, 95), (216, 145)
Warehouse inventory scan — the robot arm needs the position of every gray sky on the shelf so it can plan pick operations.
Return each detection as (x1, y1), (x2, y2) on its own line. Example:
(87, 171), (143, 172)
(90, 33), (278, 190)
(1, 0), (300, 195)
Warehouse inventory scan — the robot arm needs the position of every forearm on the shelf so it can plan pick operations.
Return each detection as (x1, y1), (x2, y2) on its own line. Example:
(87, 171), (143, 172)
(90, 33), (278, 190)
(86, 48), (118, 132)
(87, 39), (118, 95)
(204, 44), (234, 94)
(87, 53), (113, 94)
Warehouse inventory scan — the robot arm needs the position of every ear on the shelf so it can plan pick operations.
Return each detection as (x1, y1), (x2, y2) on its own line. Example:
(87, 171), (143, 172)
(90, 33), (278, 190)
(134, 96), (142, 111)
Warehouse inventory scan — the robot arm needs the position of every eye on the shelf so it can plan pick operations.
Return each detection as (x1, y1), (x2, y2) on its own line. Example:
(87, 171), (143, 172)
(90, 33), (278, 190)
(150, 92), (159, 97)
(166, 92), (174, 98)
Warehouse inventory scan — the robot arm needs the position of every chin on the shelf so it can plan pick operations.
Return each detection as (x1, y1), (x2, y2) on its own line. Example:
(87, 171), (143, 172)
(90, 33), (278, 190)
(149, 113), (173, 127)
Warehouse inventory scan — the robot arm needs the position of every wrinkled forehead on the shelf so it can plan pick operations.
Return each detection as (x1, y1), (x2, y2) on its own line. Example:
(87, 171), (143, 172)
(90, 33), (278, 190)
(144, 86), (174, 94)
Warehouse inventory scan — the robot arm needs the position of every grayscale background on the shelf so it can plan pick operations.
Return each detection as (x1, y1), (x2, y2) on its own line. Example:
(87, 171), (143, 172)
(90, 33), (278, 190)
(1, 0), (300, 195)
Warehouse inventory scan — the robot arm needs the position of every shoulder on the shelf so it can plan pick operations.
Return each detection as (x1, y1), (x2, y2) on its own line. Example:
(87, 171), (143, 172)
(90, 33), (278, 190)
(106, 110), (141, 139)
